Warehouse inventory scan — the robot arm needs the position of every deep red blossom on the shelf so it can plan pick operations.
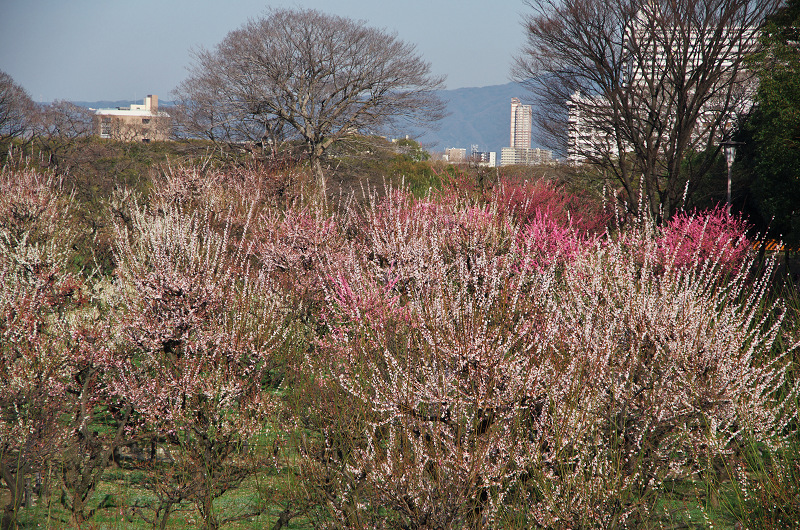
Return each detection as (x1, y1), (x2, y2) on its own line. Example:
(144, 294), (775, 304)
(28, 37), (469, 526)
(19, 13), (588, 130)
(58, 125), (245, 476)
(658, 206), (752, 276)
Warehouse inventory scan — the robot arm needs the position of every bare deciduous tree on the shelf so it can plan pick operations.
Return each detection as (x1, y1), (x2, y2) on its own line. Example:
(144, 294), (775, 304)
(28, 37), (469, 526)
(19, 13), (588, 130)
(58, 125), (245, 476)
(171, 52), (287, 158)
(0, 71), (35, 148)
(172, 8), (446, 196)
(514, 0), (777, 219)
(31, 100), (94, 169)
(35, 100), (93, 140)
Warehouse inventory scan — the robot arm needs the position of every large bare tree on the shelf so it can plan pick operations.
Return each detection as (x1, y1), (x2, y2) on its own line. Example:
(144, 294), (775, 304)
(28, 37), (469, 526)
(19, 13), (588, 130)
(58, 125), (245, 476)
(173, 8), (446, 194)
(0, 71), (35, 148)
(171, 51), (286, 156)
(31, 100), (94, 169)
(515, 0), (778, 219)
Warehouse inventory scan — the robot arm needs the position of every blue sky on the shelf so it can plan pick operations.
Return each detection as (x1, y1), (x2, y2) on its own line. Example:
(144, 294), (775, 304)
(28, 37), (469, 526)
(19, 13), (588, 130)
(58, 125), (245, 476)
(0, 0), (529, 103)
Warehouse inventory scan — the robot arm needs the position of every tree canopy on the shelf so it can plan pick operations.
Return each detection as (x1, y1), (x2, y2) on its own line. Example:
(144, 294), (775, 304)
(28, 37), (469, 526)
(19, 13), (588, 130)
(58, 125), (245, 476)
(740, 0), (800, 246)
(0, 71), (35, 148)
(515, 0), (780, 220)
(172, 8), (446, 196)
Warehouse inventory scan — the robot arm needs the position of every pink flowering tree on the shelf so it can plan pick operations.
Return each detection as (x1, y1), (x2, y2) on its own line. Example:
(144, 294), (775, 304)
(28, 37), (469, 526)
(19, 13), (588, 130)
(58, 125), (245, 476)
(0, 166), (107, 526)
(0, 257), (77, 527)
(304, 187), (794, 528)
(149, 162), (309, 223)
(0, 168), (69, 526)
(516, 210), (589, 271)
(0, 167), (137, 526)
(57, 313), (131, 526)
(111, 199), (285, 530)
(493, 177), (611, 236)
(253, 201), (347, 312)
(0, 167), (75, 255)
(501, 217), (794, 527)
(304, 189), (564, 528)
(491, 178), (609, 271)
(657, 205), (752, 278)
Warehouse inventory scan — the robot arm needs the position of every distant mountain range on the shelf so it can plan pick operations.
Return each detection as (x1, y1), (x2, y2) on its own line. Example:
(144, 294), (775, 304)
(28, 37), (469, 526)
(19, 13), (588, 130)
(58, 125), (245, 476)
(414, 81), (546, 155)
(75, 82), (544, 156)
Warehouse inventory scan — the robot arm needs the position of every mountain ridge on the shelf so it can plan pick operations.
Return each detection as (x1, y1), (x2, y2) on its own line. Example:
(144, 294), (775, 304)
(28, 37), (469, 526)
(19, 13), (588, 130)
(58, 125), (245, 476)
(419, 81), (542, 155)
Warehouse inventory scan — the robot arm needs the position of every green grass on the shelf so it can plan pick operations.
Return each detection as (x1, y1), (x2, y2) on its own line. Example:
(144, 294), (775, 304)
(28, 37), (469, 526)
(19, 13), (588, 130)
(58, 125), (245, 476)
(12, 458), (797, 529)
(15, 466), (312, 529)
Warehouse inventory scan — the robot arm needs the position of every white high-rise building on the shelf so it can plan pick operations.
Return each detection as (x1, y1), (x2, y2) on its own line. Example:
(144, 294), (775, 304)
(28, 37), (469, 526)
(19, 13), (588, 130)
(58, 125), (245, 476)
(500, 98), (553, 166)
(566, 8), (759, 164)
(502, 98), (553, 166)
(566, 91), (619, 165)
(501, 147), (553, 167)
(510, 98), (533, 149)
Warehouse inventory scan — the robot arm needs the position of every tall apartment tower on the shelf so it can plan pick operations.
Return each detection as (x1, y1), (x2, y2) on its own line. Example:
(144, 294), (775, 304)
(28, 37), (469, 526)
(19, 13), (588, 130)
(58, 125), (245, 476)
(510, 97), (533, 149)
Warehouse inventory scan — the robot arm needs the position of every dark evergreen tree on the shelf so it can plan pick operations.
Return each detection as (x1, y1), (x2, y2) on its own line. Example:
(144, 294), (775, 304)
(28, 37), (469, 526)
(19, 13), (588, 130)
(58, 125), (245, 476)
(740, 0), (800, 247)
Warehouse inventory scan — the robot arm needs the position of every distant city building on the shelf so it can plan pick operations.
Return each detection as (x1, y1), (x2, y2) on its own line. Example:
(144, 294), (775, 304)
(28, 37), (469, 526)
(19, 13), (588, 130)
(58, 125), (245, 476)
(500, 147), (553, 167)
(500, 98), (552, 166)
(445, 147), (467, 163)
(510, 97), (533, 149)
(471, 151), (497, 167)
(565, 9), (759, 164)
(93, 95), (171, 142)
(468, 144), (497, 167)
(566, 91), (618, 165)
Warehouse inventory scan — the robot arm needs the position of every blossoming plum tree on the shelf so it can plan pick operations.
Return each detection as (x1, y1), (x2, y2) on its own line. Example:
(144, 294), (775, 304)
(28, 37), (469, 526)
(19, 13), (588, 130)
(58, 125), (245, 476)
(306, 189), (570, 527)
(0, 167), (115, 527)
(306, 187), (794, 528)
(111, 197), (286, 530)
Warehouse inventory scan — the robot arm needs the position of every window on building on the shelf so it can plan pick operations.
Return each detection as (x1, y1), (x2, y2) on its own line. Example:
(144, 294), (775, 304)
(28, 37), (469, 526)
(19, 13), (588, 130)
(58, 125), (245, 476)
(100, 117), (111, 138)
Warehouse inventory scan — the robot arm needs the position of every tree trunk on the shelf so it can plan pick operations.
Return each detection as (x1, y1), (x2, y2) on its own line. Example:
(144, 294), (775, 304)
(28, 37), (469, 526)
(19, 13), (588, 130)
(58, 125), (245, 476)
(156, 501), (173, 530)
(199, 492), (219, 530)
(0, 462), (25, 530)
(312, 156), (326, 203)
(62, 402), (132, 523)
(197, 453), (219, 530)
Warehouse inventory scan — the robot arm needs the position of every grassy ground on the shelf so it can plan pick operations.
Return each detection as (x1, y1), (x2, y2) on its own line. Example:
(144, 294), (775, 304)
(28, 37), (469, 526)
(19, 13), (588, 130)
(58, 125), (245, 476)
(9, 458), (796, 529)
(13, 467), (309, 529)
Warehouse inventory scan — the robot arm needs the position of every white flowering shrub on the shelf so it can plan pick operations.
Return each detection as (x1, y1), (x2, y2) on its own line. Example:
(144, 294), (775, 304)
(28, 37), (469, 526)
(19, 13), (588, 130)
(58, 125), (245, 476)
(306, 190), (796, 529)
(111, 197), (285, 530)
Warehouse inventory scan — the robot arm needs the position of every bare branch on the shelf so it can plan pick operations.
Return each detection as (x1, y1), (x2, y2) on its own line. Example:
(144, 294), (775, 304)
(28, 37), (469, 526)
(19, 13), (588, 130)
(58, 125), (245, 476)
(514, 0), (777, 218)
(172, 8), (446, 196)
(0, 71), (35, 145)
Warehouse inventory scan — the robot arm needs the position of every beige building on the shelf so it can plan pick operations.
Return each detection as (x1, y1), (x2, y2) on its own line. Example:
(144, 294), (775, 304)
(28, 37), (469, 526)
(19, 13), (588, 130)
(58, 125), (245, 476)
(500, 147), (553, 167)
(445, 147), (467, 163)
(93, 95), (171, 142)
(510, 98), (533, 150)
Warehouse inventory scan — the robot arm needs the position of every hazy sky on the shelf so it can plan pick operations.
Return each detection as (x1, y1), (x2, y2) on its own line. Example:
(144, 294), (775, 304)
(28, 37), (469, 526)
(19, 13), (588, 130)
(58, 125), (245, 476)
(0, 0), (530, 103)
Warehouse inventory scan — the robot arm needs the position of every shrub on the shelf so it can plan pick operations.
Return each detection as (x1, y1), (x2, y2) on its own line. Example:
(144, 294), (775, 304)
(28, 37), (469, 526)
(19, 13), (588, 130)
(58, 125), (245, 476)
(311, 190), (557, 528)
(493, 177), (611, 236)
(111, 194), (286, 530)
(657, 205), (752, 278)
(305, 189), (794, 529)
(511, 218), (792, 528)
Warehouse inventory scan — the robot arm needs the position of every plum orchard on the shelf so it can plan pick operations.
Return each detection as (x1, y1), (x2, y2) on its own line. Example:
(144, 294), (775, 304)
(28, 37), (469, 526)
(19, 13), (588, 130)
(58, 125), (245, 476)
(0, 163), (796, 529)
(305, 187), (794, 528)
